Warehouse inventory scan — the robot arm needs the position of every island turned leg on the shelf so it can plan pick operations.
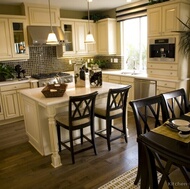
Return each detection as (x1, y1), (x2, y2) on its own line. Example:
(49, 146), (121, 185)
(47, 108), (62, 168)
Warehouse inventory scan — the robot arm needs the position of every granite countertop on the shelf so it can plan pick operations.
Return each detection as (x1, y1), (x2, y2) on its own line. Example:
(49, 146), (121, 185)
(0, 78), (38, 87)
(20, 82), (128, 107)
(102, 69), (184, 82)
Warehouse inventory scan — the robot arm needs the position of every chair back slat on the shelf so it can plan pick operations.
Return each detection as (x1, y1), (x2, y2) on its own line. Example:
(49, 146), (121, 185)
(161, 88), (189, 119)
(129, 95), (167, 136)
(69, 91), (98, 126)
(107, 86), (131, 117)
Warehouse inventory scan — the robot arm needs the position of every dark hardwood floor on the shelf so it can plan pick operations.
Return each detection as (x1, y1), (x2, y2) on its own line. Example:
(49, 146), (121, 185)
(0, 112), (138, 189)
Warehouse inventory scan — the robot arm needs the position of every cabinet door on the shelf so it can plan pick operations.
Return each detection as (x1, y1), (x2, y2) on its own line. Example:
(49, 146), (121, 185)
(61, 21), (76, 55)
(162, 4), (179, 34)
(28, 6), (60, 26)
(0, 18), (12, 59)
(0, 95), (4, 120)
(75, 22), (87, 54)
(87, 22), (97, 54)
(97, 21), (108, 54)
(97, 19), (116, 55)
(9, 19), (29, 59)
(147, 7), (162, 36)
(2, 91), (20, 119)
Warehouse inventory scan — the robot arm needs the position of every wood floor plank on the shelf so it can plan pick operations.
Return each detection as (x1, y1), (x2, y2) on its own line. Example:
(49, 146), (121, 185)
(0, 112), (138, 189)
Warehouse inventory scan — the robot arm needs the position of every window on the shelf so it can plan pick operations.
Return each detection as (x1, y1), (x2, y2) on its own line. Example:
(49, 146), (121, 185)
(121, 16), (147, 73)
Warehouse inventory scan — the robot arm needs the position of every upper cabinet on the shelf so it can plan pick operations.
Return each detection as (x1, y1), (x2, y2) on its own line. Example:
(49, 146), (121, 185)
(57, 18), (97, 57)
(148, 0), (190, 37)
(97, 18), (117, 55)
(24, 4), (60, 26)
(0, 16), (29, 61)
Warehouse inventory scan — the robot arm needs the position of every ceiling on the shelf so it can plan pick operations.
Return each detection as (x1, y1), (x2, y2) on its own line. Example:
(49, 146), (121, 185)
(0, 0), (141, 11)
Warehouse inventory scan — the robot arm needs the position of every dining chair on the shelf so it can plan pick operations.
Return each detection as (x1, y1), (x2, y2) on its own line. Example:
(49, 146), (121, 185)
(138, 134), (190, 189)
(95, 85), (131, 151)
(161, 88), (189, 119)
(129, 95), (168, 185)
(55, 91), (98, 164)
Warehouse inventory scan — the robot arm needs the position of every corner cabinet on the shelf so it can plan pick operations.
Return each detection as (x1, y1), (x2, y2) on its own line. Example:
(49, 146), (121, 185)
(147, 0), (190, 36)
(0, 16), (29, 61)
(97, 18), (117, 55)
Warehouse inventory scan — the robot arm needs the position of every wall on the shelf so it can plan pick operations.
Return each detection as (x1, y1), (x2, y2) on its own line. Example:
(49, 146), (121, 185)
(0, 46), (121, 77)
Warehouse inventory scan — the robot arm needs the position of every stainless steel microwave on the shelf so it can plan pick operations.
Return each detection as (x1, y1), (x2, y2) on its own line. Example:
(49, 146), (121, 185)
(148, 38), (176, 62)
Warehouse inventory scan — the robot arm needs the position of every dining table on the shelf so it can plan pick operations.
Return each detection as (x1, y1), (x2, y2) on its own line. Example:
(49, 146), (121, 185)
(20, 81), (129, 168)
(137, 113), (190, 189)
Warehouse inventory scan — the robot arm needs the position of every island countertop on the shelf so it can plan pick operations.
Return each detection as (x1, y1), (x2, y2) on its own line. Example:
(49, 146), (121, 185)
(20, 81), (127, 107)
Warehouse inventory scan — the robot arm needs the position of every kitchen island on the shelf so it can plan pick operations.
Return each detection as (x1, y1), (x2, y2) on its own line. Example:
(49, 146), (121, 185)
(20, 82), (129, 168)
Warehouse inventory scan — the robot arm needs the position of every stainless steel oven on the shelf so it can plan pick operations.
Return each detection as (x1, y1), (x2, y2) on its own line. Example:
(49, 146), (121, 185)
(148, 37), (176, 62)
(32, 72), (73, 87)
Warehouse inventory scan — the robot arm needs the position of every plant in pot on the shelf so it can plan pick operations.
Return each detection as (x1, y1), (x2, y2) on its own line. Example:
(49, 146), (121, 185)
(0, 63), (15, 81)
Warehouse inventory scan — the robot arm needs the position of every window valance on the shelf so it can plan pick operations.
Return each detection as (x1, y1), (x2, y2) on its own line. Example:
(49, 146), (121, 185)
(116, 0), (149, 22)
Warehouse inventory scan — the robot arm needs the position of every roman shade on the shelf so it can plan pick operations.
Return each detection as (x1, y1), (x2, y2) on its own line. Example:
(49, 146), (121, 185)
(116, 0), (149, 22)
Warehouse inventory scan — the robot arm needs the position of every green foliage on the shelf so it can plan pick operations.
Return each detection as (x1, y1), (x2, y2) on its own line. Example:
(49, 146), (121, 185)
(148, 0), (169, 5)
(0, 64), (15, 80)
(88, 59), (108, 69)
(174, 17), (190, 57)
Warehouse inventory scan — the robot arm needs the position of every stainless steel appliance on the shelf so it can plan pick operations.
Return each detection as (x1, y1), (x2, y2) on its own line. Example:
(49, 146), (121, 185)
(134, 78), (157, 116)
(32, 72), (73, 87)
(149, 37), (176, 62)
(134, 78), (156, 99)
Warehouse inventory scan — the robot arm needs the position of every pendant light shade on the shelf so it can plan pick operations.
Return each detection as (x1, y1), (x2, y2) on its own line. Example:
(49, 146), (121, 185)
(85, 32), (95, 44)
(46, 0), (59, 45)
(85, 0), (95, 44)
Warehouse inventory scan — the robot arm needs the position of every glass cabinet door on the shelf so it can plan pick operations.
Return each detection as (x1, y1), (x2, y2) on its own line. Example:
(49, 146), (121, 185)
(13, 22), (26, 54)
(61, 21), (75, 55)
(64, 24), (74, 52)
(9, 18), (29, 58)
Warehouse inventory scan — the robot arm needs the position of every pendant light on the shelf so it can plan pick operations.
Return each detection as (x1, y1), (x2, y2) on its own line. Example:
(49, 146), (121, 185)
(85, 0), (95, 44)
(46, 0), (59, 45)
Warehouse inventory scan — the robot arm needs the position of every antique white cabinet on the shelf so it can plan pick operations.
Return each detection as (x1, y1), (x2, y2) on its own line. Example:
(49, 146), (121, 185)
(97, 18), (117, 55)
(24, 4), (60, 26)
(0, 95), (4, 120)
(147, 0), (190, 81)
(0, 82), (30, 120)
(148, 0), (190, 37)
(57, 19), (96, 57)
(0, 16), (29, 61)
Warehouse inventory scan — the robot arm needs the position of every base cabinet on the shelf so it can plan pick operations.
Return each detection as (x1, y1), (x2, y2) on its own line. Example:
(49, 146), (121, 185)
(0, 82), (31, 123)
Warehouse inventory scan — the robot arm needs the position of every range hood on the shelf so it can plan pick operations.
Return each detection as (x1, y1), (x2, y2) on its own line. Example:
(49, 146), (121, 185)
(27, 26), (64, 46)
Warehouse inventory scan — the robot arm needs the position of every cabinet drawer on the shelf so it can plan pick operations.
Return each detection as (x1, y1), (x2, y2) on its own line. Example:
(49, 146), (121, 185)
(157, 81), (176, 88)
(1, 83), (30, 91)
(148, 63), (177, 70)
(120, 76), (134, 82)
(108, 75), (120, 81)
(148, 69), (177, 77)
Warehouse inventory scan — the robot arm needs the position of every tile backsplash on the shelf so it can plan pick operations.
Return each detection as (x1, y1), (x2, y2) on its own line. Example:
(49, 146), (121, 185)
(0, 46), (122, 77)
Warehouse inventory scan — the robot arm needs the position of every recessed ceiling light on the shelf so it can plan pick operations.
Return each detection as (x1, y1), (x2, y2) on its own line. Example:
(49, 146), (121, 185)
(126, 0), (132, 2)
